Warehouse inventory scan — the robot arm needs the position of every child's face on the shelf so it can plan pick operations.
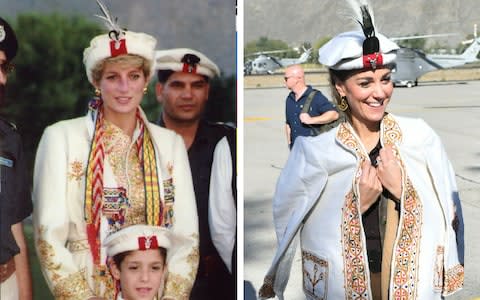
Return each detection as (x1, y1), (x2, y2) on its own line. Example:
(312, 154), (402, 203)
(111, 249), (166, 300)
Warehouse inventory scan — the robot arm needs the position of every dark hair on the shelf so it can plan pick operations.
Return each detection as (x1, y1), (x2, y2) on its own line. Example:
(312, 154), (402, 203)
(157, 70), (175, 83)
(156, 69), (210, 84)
(327, 63), (396, 112)
(113, 248), (167, 270)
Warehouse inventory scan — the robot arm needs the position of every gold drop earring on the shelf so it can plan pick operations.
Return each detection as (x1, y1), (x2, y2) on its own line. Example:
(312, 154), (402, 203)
(338, 96), (349, 111)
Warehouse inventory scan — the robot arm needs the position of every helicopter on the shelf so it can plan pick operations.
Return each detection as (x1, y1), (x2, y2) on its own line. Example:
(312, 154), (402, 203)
(244, 47), (312, 75)
(391, 26), (480, 87)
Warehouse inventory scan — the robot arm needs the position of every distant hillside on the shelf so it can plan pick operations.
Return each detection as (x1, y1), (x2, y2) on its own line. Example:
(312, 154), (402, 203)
(245, 0), (480, 48)
(1, 0), (236, 75)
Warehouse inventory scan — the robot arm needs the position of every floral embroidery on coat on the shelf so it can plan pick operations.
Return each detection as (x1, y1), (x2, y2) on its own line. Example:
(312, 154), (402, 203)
(68, 160), (85, 182)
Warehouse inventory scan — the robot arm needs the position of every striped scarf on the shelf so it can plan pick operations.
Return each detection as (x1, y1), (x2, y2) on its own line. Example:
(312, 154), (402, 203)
(84, 100), (163, 266)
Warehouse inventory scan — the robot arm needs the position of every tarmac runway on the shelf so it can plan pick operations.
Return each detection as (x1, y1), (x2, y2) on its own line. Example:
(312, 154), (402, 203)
(244, 80), (480, 299)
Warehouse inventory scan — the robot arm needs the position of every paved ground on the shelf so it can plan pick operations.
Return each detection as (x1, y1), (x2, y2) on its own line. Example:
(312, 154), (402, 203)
(244, 80), (480, 299)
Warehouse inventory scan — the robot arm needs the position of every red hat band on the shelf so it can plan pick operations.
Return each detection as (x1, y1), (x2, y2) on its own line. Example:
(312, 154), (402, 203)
(138, 236), (159, 250)
(362, 52), (383, 70)
(182, 63), (197, 74)
(109, 39), (128, 57)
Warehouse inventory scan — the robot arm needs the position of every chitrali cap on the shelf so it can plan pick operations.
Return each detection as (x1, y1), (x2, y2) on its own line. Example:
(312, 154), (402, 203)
(104, 225), (178, 258)
(0, 17), (18, 62)
(318, 2), (399, 71)
(83, 0), (157, 84)
(155, 48), (220, 78)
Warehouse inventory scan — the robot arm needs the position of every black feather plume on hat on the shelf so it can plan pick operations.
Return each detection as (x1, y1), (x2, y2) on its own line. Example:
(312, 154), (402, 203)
(346, 0), (380, 55)
(359, 5), (380, 55)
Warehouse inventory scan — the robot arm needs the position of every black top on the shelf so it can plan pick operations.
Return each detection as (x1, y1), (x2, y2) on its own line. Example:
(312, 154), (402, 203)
(363, 140), (401, 273)
(0, 118), (32, 264)
(363, 140), (383, 273)
(158, 118), (236, 299)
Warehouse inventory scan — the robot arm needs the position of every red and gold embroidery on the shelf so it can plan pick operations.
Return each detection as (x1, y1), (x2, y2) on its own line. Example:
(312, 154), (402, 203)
(337, 123), (370, 299)
(391, 178), (422, 299)
(341, 191), (369, 299)
(443, 264), (464, 295)
(383, 114), (423, 299)
(336, 115), (424, 299)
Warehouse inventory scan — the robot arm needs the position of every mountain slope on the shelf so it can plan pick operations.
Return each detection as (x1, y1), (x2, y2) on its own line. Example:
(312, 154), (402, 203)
(245, 0), (479, 47)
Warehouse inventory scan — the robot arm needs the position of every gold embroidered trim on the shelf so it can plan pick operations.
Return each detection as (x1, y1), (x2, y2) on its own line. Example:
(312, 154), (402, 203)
(187, 237), (200, 281)
(163, 273), (191, 300)
(67, 160), (85, 182)
(382, 114), (403, 145)
(341, 191), (369, 300)
(163, 238), (199, 300)
(36, 226), (62, 276)
(91, 264), (116, 299)
(337, 123), (370, 300)
(337, 122), (362, 152)
(52, 269), (94, 300)
(336, 115), (422, 299)
(66, 239), (89, 252)
(391, 178), (423, 299)
(443, 264), (464, 295)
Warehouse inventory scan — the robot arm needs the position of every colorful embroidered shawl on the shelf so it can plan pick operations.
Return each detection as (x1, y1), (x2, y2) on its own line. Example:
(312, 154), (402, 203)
(84, 100), (163, 265)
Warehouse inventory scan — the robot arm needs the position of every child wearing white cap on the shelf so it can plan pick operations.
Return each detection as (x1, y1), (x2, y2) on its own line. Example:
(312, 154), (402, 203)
(104, 225), (184, 300)
(33, 1), (199, 299)
(260, 1), (464, 299)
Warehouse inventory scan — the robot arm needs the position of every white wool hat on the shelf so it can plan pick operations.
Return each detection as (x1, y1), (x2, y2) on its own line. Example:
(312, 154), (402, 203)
(318, 31), (399, 70)
(104, 225), (180, 258)
(83, 30), (157, 84)
(155, 48), (220, 78)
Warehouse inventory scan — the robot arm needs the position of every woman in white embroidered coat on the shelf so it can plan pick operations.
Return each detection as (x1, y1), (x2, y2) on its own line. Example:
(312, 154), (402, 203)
(32, 3), (198, 300)
(259, 2), (464, 300)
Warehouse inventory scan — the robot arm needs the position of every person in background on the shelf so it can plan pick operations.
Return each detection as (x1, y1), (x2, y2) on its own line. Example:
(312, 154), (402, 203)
(32, 3), (198, 299)
(284, 64), (338, 149)
(209, 134), (236, 277)
(155, 48), (236, 299)
(0, 16), (33, 300)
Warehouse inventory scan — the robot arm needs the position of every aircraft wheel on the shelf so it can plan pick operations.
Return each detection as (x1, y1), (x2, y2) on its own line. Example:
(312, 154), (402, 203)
(406, 81), (414, 88)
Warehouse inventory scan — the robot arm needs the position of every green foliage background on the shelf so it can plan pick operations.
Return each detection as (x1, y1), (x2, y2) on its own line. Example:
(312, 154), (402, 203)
(3, 13), (236, 182)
